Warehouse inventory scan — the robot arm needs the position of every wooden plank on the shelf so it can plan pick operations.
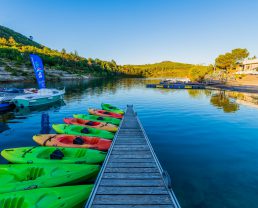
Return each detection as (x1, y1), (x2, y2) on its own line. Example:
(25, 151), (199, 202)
(106, 162), (157, 168)
(115, 142), (147, 145)
(111, 151), (151, 155)
(92, 195), (172, 205)
(105, 167), (159, 173)
(114, 145), (148, 148)
(116, 138), (145, 140)
(110, 154), (152, 159)
(113, 147), (149, 151)
(97, 186), (168, 195)
(100, 179), (164, 187)
(109, 158), (153, 163)
(92, 205), (174, 208)
(102, 172), (161, 179)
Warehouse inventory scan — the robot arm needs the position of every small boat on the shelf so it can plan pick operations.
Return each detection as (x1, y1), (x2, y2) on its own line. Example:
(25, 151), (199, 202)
(33, 134), (112, 151)
(88, 108), (123, 119)
(13, 88), (65, 107)
(73, 114), (121, 126)
(0, 164), (99, 194)
(0, 185), (93, 208)
(1, 146), (106, 164)
(101, 103), (124, 114)
(0, 102), (14, 111)
(52, 124), (114, 140)
(64, 118), (118, 132)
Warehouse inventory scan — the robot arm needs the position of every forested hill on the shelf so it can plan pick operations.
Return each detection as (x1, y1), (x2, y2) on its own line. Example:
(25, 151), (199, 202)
(0, 25), (212, 81)
(0, 25), (42, 48)
(0, 25), (126, 79)
(122, 61), (212, 80)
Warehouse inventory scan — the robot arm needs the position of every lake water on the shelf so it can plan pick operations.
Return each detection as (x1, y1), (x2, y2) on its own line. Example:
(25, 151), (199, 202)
(1, 78), (258, 208)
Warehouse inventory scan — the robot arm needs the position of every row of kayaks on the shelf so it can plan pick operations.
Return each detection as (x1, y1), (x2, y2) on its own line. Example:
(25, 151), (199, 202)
(0, 103), (124, 208)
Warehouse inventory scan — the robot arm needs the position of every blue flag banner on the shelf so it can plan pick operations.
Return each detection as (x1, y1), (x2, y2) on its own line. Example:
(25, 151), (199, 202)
(30, 54), (46, 89)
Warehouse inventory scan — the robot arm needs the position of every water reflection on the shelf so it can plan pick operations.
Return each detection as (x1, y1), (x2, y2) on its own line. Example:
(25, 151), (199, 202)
(40, 113), (50, 134)
(210, 91), (239, 113)
(1, 79), (258, 118)
(14, 100), (65, 116)
(0, 122), (9, 133)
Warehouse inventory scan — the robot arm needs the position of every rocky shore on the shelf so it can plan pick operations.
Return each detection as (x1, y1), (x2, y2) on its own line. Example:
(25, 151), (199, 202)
(0, 62), (89, 82)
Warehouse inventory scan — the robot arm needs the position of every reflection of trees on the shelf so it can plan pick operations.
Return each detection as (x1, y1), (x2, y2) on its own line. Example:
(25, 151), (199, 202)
(210, 91), (239, 113)
(63, 78), (150, 101)
(187, 90), (203, 98)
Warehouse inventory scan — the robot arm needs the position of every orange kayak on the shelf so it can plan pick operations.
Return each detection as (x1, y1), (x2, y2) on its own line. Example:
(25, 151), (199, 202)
(88, 108), (123, 119)
(64, 118), (118, 132)
(33, 134), (112, 151)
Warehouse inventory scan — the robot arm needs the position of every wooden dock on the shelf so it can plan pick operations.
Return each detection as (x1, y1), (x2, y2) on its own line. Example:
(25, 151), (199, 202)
(86, 105), (180, 208)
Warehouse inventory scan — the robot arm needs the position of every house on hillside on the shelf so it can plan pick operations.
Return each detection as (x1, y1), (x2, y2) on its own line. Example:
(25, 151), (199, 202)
(236, 59), (258, 74)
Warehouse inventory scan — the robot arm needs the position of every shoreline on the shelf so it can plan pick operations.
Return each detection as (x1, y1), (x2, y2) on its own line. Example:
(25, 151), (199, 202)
(207, 84), (258, 94)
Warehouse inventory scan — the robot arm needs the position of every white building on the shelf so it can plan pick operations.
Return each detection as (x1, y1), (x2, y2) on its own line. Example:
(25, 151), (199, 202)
(237, 59), (258, 74)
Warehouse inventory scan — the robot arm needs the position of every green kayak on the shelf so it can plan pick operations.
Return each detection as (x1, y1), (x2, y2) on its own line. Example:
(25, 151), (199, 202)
(0, 185), (93, 208)
(73, 114), (121, 126)
(1, 146), (106, 164)
(52, 124), (114, 140)
(101, 103), (124, 114)
(0, 164), (100, 194)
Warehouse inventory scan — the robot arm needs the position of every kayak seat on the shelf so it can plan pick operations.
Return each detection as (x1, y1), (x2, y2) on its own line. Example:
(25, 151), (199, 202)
(86, 121), (95, 126)
(50, 149), (64, 160)
(73, 137), (85, 145)
(97, 117), (104, 120)
(103, 112), (110, 115)
(81, 128), (90, 134)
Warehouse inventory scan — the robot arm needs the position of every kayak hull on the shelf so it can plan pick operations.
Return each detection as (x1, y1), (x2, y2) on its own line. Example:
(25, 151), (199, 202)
(33, 134), (112, 151)
(101, 103), (124, 114)
(0, 164), (100, 194)
(1, 146), (106, 164)
(52, 124), (115, 140)
(88, 108), (123, 119)
(64, 118), (118, 132)
(0, 185), (93, 208)
(73, 114), (121, 125)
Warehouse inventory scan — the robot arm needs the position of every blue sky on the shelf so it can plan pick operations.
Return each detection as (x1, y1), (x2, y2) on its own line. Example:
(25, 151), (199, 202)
(1, 0), (258, 65)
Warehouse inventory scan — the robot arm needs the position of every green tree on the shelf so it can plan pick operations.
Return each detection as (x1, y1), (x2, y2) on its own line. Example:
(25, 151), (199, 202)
(8, 37), (16, 45)
(215, 48), (249, 71)
(231, 48), (249, 62)
(0, 37), (7, 45)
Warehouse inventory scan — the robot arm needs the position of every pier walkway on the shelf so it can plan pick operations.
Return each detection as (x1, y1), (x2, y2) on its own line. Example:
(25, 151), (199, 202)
(86, 105), (180, 208)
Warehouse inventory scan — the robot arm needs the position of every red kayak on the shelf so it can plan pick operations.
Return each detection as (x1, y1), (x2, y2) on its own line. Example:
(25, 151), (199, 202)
(88, 108), (123, 119)
(63, 118), (118, 132)
(33, 134), (112, 151)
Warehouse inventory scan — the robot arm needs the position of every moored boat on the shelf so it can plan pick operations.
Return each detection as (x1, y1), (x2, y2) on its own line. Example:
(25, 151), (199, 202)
(52, 124), (114, 140)
(88, 108), (123, 119)
(0, 185), (93, 208)
(33, 134), (112, 151)
(101, 103), (124, 114)
(0, 102), (15, 111)
(13, 88), (65, 107)
(73, 114), (121, 125)
(64, 118), (118, 132)
(0, 164), (100, 194)
(1, 146), (106, 164)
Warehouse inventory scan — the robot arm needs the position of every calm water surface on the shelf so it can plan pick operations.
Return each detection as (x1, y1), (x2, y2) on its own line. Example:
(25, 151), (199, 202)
(1, 78), (258, 208)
